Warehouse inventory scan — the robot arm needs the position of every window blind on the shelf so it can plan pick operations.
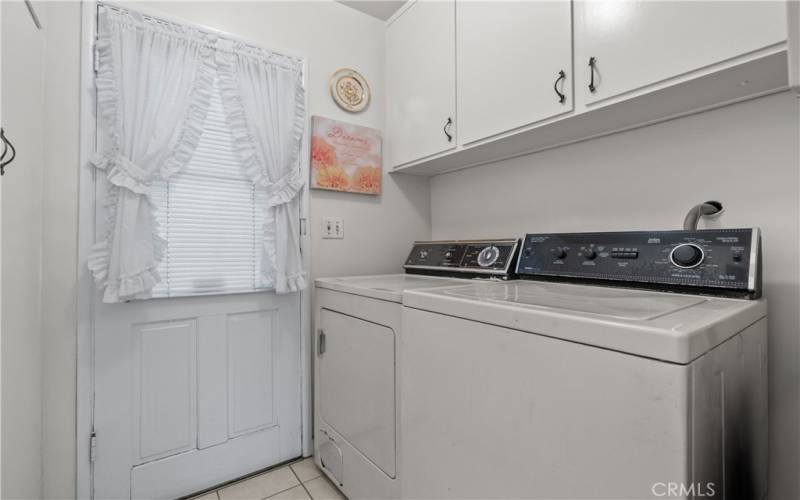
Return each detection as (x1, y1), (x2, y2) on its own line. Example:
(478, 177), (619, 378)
(150, 79), (268, 298)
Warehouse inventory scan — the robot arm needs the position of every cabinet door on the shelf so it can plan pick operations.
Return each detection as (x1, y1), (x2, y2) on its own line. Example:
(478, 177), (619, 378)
(576, 1), (787, 105)
(457, 1), (573, 145)
(386, 0), (456, 167)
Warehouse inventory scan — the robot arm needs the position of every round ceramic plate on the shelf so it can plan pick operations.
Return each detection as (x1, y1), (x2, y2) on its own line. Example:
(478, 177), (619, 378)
(330, 68), (370, 113)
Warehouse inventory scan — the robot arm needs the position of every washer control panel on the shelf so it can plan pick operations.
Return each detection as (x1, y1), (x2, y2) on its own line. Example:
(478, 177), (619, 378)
(404, 239), (520, 278)
(516, 228), (761, 298)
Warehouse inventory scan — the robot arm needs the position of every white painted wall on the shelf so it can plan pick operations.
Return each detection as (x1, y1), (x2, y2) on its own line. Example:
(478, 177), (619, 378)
(430, 92), (800, 499)
(1, 2), (46, 498)
(37, 1), (430, 498)
(41, 2), (82, 498)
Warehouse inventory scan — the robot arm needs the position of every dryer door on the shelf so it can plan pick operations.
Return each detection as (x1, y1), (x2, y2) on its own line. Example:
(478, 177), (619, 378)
(318, 309), (396, 478)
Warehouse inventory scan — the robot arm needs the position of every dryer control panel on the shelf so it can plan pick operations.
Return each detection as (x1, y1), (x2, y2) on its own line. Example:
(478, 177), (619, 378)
(516, 228), (761, 298)
(404, 239), (520, 279)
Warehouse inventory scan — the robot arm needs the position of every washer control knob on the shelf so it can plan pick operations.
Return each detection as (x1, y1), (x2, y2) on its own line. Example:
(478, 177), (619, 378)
(552, 247), (567, 259)
(584, 249), (597, 260)
(477, 245), (501, 267)
(670, 244), (704, 268)
(419, 250), (428, 259)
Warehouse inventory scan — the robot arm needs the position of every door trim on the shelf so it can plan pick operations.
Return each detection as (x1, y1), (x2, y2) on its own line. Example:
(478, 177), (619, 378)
(75, 3), (313, 497)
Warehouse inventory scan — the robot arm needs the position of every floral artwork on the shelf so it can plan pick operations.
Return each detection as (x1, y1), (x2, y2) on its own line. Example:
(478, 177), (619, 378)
(310, 116), (382, 195)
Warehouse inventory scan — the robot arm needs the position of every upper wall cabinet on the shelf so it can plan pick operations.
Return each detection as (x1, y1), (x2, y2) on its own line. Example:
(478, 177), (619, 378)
(458, 1), (573, 145)
(386, 0), (456, 167)
(575, 1), (788, 106)
(388, 0), (789, 175)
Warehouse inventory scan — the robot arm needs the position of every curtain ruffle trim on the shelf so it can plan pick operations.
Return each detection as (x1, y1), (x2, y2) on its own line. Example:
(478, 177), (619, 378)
(86, 184), (167, 303)
(285, 74), (307, 201)
(216, 52), (306, 205)
(90, 153), (150, 195)
(276, 271), (307, 294)
(216, 52), (271, 187)
(88, 238), (163, 303)
(263, 76), (306, 208)
(268, 169), (305, 207)
(94, 24), (122, 162)
(161, 46), (217, 179)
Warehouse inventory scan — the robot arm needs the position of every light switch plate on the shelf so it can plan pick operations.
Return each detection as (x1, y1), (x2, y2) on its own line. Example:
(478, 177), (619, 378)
(322, 217), (344, 239)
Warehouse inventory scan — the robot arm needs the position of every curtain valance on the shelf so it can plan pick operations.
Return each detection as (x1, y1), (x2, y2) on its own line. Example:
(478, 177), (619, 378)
(90, 7), (307, 302)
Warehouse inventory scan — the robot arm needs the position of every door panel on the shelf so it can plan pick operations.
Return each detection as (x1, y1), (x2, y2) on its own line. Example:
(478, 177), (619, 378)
(131, 426), (281, 500)
(228, 310), (277, 436)
(197, 314), (228, 449)
(576, 0), (787, 105)
(457, 0), (573, 144)
(94, 292), (301, 499)
(319, 309), (396, 477)
(134, 320), (197, 462)
(386, 0), (456, 167)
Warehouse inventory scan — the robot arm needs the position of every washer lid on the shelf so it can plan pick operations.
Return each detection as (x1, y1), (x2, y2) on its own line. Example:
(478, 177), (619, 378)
(315, 274), (468, 302)
(443, 281), (704, 320)
(403, 281), (767, 363)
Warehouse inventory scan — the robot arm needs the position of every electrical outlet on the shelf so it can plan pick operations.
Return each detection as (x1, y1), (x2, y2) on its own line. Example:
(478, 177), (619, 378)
(322, 217), (344, 239)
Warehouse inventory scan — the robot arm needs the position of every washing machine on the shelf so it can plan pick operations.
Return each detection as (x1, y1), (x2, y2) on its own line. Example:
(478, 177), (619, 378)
(313, 238), (520, 499)
(400, 228), (766, 500)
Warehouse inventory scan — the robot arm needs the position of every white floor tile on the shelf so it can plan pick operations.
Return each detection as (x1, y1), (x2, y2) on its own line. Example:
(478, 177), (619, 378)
(290, 458), (322, 483)
(266, 484), (311, 500)
(218, 467), (300, 500)
(304, 476), (345, 500)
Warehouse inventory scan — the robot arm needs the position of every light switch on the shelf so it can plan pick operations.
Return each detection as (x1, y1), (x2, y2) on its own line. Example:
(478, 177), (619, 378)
(322, 217), (344, 239)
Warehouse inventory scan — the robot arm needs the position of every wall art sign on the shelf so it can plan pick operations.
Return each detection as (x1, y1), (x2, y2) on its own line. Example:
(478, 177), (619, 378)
(310, 116), (382, 195)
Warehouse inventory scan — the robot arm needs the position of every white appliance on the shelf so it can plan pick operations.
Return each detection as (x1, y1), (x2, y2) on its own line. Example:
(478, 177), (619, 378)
(313, 239), (520, 499)
(400, 228), (766, 500)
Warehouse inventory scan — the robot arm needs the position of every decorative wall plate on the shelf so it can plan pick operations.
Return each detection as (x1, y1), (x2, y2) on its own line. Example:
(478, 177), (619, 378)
(330, 68), (370, 113)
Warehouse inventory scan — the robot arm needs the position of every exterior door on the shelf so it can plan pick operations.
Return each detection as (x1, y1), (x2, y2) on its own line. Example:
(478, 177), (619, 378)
(89, 11), (303, 499)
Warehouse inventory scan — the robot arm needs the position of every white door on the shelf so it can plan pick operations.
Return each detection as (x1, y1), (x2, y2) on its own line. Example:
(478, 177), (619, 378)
(93, 291), (302, 499)
(457, 0), (573, 145)
(89, 15), (304, 500)
(575, 0), (787, 105)
(386, 0), (456, 167)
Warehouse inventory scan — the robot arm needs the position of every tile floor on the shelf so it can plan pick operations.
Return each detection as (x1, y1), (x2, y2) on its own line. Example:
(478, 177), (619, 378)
(191, 457), (345, 500)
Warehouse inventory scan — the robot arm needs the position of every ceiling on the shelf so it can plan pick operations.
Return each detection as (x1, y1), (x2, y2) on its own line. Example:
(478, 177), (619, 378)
(337, 1), (407, 21)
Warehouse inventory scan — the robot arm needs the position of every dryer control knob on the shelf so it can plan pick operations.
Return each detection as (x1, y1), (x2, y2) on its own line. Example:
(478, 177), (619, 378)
(477, 246), (500, 267)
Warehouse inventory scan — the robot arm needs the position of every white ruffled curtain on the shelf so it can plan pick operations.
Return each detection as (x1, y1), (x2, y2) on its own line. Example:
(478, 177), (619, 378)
(216, 41), (307, 293)
(91, 8), (307, 302)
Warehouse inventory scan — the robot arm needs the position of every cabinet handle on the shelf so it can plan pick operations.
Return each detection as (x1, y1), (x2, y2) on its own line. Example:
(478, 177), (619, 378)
(554, 70), (566, 104)
(588, 57), (598, 93)
(317, 329), (326, 356)
(443, 117), (453, 142)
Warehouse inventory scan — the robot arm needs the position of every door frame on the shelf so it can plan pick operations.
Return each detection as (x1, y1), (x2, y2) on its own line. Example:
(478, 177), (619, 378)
(75, 3), (313, 497)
